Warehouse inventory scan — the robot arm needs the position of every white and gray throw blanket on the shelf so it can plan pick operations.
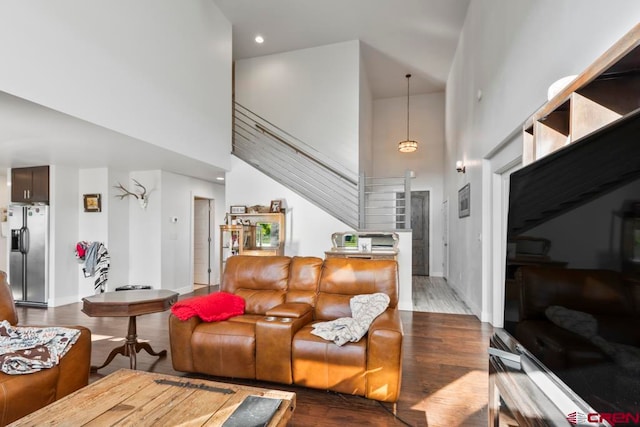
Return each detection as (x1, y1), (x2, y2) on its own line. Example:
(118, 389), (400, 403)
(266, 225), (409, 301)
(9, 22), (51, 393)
(83, 241), (110, 293)
(311, 293), (390, 346)
(0, 320), (80, 375)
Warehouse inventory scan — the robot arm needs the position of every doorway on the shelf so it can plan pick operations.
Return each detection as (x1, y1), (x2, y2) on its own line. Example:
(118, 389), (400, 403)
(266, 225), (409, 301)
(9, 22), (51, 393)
(193, 197), (214, 289)
(411, 191), (430, 276)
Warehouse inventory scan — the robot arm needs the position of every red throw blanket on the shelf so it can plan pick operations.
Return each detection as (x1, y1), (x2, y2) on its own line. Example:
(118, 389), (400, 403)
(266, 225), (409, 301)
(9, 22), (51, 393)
(171, 292), (245, 322)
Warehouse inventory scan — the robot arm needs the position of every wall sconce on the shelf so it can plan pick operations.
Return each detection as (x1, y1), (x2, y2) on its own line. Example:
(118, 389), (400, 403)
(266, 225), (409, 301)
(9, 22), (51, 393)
(456, 161), (466, 174)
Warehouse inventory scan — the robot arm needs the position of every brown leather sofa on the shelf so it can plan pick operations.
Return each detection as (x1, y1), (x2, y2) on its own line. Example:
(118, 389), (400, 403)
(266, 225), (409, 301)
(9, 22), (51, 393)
(169, 256), (403, 402)
(0, 271), (91, 426)
(514, 266), (640, 370)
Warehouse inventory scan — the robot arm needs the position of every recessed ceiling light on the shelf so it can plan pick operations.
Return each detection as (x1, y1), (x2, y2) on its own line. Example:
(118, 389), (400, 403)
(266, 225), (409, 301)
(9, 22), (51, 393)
(216, 176), (225, 181)
(254, 35), (264, 44)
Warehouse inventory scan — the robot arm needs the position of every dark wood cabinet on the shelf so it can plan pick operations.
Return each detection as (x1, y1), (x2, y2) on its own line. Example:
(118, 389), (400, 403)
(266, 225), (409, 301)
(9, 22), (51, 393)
(11, 166), (49, 203)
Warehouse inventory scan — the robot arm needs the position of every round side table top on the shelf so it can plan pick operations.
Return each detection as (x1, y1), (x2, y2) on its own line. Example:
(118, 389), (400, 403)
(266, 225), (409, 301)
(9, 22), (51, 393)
(82, 289), (179, 317)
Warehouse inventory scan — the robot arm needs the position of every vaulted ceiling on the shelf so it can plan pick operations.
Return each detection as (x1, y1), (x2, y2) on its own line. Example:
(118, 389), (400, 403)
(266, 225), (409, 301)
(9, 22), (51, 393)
(214, 0), (470, 98)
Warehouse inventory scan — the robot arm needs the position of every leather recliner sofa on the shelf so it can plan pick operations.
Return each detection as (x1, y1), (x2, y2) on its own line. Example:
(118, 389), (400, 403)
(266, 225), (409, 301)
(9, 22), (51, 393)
(169, 256), (403, 403)
(514, 266), (640, 369)
(0, 271), (92, 426)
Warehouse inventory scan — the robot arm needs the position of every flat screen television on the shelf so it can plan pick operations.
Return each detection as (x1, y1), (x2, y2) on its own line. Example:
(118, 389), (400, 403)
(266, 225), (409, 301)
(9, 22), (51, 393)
(503, 108), (640, 419)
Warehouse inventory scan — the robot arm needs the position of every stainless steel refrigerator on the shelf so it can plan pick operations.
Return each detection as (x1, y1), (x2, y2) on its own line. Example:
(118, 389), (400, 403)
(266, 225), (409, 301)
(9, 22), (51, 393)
(9, 205), (49, 306)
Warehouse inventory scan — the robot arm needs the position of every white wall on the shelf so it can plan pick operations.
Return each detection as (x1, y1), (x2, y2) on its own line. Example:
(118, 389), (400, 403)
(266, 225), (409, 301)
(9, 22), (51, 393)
(226, 156), (350, 258)
(372, 92), (445, 276)
(234, 41), (361, 175)
(50, 167), (222, 302)
(49, 165), (80, 306)
(77, 168), (109, 295)
(128, 171), (162, 287)
(75, 168), (131, 295)
(0, 175), (7, 272)
(0, 1), (232, 170)
(125, 170), (223, 293)
(108, 169), (131, 289)
(446, 0), (640, 320)
(160, 170), (225, 294)
(359, 50), (374, 176)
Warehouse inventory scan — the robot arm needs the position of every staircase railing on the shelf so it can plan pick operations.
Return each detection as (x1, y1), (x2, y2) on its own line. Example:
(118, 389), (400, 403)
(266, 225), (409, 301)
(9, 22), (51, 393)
(360, 171), (412, 230)
(233, 102), (360, 228)
(233, 102), (412, 231)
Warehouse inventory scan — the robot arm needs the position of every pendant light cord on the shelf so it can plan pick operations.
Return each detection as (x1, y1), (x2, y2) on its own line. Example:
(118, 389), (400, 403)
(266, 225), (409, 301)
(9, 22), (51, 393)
(406, 74), (411, 140)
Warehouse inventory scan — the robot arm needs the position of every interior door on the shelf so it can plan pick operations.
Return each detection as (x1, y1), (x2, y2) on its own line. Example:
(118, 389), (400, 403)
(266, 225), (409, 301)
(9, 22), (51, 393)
(411, 191), (430, 276)
(193, 198), (213, 286)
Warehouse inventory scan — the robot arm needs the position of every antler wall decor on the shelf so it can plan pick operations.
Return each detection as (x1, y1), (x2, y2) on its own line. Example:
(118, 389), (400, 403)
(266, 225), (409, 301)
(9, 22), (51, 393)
(114, 179), (148, 209)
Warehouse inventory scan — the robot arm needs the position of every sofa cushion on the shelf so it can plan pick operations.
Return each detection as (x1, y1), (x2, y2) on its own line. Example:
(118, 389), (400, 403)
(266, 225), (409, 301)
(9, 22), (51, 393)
(222, 256), (290, 315)
(191, 321), (256, 379)
(286, 257), (323, 306)
(316, 258), (398, 321)
(292, 323), (366, 395)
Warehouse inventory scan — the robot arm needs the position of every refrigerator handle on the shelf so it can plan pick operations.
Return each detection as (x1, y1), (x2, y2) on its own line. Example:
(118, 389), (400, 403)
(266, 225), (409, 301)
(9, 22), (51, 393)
(21, 227), (29, 254)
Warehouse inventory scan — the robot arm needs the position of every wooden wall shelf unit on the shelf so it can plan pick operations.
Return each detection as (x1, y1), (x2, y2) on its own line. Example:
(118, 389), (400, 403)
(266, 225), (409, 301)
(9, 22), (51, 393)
(220, 212), (286, 281)
(523, 24), (640, 165)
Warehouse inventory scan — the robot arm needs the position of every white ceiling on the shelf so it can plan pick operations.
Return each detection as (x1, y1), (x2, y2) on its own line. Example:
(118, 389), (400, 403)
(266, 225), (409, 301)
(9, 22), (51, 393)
(0, 91), (226, 181)
(214, 0), (471, 98)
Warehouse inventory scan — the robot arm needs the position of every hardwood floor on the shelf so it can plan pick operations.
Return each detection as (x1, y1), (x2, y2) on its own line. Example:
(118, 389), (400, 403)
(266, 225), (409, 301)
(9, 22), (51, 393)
(412, 276), (473, 315)
(17, 294), (493, 426)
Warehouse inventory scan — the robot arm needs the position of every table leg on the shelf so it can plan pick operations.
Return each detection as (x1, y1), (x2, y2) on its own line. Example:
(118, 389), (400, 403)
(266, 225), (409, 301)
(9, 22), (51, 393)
(91, 315), (167, 372)
(125, 315), (137, 370)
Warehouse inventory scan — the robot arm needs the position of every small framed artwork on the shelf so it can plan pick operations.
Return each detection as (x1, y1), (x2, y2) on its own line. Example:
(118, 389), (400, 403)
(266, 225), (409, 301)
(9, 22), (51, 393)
(83, 194), (102, 213)
(458, 184), (470, 218)
(270, 200), (282, 213)
(230, 205), (247, 214)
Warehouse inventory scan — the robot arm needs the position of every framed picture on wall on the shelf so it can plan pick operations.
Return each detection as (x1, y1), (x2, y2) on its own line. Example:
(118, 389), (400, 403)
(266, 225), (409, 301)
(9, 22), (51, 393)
(458, 184), (470, 218)
(270, 200), (282, 213)
(83, 194), (102, 213)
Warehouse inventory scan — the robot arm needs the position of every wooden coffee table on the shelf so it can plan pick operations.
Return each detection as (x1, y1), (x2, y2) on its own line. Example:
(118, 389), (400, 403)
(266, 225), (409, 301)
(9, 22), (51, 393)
(11, 369), (296, 426)
(82, 289), (179, 371)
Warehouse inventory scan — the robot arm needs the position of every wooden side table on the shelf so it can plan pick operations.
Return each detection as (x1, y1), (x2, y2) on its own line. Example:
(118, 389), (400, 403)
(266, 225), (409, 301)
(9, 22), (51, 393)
(82, 289), (178, 371)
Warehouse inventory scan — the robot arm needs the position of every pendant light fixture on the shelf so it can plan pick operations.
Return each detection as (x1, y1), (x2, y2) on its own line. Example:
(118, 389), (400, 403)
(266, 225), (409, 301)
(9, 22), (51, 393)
(398, 73), (418, 153)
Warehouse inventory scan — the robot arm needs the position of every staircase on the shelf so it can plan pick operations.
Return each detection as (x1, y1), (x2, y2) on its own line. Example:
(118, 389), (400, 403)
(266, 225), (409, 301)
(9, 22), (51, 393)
(233, 102), (411, 230)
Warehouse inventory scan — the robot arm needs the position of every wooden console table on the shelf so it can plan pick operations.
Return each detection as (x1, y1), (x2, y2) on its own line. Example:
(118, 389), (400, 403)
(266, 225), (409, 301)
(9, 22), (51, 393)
(81, 289), (178, 371)
(324, 249), (398, 261)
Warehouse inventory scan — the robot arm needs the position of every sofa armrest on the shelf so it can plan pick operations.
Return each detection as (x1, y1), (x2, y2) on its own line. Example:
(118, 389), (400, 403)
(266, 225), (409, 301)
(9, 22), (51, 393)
(366, 308), (403, 403)
(169, 314), (202, 372)
(56, 326), (91, 399)
(256, 310), (313, 384)
(265, 303), (313, 319)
